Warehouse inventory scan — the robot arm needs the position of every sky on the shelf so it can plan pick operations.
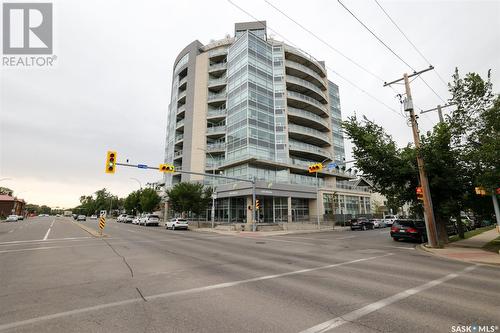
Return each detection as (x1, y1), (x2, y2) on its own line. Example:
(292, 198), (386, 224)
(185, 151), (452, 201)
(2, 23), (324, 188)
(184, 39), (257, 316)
(1, 0), (499, 208)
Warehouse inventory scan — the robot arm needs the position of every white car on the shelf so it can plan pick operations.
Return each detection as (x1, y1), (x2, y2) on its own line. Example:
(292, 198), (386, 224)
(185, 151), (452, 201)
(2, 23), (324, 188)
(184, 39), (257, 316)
(6, 215), (18, 222)
(117, 214), (127, 223)
(132, 217), (141, 225)
(383, 215), (398, 226)
(90, 215), (97, 220)
(140, 214), (160, 226)
(370, 219), (383, 228)
(166, 218), (189, 230)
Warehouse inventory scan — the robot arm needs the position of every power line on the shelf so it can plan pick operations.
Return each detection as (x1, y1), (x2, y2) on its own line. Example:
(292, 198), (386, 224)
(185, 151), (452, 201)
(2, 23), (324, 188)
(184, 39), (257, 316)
(337, 0), (447, 103)
(373, 0), (450, 88)
(226, 0), (404, 118)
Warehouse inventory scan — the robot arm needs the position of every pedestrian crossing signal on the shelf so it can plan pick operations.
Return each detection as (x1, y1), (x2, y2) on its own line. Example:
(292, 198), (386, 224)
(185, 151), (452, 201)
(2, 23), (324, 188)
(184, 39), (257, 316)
(159, 164), (175, 173)
(416, 186), (424, 201)
(105, 151), (117, 174)
(308, 163), (323, 173)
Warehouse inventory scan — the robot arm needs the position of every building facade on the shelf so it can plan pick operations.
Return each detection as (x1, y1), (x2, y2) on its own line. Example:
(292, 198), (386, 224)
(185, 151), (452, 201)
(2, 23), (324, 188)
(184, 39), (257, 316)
(164, 21), (370, 223)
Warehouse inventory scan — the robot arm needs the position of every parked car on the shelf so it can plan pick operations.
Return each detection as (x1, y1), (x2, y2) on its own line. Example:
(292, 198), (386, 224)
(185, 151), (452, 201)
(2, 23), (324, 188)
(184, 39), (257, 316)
(132, 217), (141, 225)
(391, 219), (427, 243)
(6, 215), (18, 222)
(350, 218), (374, 231)
(383, 215), (398, 226)
(77, 215), (86, 221)
(17, 215), (24, 220)
(90, 215), (97, 220)
(72, 214), (78, 220)
(125, 215), (134, 223)
(166, 218), (189, 230)
(140, 214), (160, 226)
(370, 218), (384, 228)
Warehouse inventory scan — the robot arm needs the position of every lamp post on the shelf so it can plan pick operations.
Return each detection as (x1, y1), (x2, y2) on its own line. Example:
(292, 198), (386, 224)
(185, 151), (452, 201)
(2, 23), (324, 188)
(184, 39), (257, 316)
(198, 147), (217, 229)
(316, 158), (332, 229)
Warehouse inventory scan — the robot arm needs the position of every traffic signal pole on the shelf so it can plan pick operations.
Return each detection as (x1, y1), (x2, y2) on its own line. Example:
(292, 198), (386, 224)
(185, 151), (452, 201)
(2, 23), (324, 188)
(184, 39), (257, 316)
(384, 67), (440, 248)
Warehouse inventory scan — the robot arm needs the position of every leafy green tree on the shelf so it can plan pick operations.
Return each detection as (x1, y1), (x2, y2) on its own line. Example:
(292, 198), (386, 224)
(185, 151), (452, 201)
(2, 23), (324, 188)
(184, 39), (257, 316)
(166, 182), (212, 217)
(0, 187), (13, 195)
(139, 188), (161, 213)
(124, 190), (141, 214)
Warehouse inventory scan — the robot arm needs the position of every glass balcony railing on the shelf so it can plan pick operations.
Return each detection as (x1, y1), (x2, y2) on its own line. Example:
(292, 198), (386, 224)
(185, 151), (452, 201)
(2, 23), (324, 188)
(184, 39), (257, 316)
(289, 139), (332, 158)
(175, 134), (184, 142)
(176, 119), (184, 128)
(208, 48), (228, 58)
(287, 107), (329, 129)
(208, 76), (227, 86)
(288, 123), (331, 143)
(206, 125), (226, 133)
(206, 142), (226, 151)
(286, 75), (327, 101)
(179, 76), (187, 87)
(285, 60), (326, 89)
(176, 106), (185, 115)
(207, 92), (227, 101)
(284, 44), (327, 78)
(177, 90), (187, 101)
(207, 107), (227, 117)
(208, 62), (227, 71)
(287, 91), (328, 115)
(174, 150), (183, 157)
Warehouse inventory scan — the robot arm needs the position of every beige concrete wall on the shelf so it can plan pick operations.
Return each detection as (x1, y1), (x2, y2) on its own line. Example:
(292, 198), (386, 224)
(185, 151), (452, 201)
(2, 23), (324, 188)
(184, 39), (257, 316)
(189, 52), (209, 181)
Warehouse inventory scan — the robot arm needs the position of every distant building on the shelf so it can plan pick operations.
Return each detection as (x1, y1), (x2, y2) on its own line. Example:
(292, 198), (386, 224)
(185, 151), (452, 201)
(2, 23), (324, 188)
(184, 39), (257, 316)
(0, 195), (25, 217)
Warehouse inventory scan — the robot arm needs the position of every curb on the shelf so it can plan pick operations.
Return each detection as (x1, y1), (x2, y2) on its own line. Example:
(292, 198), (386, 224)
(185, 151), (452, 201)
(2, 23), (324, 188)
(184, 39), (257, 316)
(69, 220), (108, 238)
(416, 244), (500, 267)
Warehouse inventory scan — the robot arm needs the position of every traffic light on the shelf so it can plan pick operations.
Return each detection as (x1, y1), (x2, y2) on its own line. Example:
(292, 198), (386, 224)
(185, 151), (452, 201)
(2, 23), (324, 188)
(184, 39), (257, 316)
(256, 199), (260, 210)
(159, 164), (175, 173)
(308, 163), (323, 173)
(416, 186), (424, 201)
(105, 151), (117, 174)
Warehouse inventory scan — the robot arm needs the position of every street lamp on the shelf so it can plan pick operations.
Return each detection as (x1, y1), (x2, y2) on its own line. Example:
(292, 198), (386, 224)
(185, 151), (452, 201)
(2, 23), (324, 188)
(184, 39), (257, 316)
(197, 147), (217, 229)
(129, 178), (142, 189)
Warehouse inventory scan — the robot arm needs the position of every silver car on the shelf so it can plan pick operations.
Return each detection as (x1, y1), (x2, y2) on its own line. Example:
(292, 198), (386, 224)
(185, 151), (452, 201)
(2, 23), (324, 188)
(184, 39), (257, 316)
(6, 215), (18, 222)
(166, 218), (189, 230)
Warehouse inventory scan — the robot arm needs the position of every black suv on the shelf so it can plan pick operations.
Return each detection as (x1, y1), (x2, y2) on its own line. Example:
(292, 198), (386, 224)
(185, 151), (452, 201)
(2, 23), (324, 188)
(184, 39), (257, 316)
(350, 218), (374, 231)
(391, 219), (427, 243)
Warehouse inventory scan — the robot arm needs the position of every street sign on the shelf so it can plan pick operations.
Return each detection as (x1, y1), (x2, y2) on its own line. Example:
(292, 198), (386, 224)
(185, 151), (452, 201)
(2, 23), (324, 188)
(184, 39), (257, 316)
(137, 164), (148, 169)
(99, 216), (106, 232)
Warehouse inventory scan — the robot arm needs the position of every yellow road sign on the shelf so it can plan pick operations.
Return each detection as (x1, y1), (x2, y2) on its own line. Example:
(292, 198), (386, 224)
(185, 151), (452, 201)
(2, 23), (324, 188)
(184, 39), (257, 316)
(99, 216), (106, 230)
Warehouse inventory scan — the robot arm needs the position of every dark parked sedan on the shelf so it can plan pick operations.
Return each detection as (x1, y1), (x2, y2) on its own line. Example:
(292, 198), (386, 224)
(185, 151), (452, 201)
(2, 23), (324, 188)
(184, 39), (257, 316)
(350, 218), (374, 231)
(391, 219), (427, 242)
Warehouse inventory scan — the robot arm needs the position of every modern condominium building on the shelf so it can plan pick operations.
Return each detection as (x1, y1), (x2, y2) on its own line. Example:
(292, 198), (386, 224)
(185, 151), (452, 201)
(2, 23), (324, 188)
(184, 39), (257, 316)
(164, 21), (372, 223)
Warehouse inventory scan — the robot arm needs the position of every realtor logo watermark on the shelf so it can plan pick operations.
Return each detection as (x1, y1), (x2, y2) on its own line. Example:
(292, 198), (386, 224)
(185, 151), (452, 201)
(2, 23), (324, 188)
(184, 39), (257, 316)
(451, 324), (499, 333)
(2, 2), (56, 67)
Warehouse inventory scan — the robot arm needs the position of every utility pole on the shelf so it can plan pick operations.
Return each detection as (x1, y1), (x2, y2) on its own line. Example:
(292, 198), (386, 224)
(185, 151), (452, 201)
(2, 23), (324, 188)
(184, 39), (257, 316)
(384, 66), (440, 248)
(420, 103), (455, 123)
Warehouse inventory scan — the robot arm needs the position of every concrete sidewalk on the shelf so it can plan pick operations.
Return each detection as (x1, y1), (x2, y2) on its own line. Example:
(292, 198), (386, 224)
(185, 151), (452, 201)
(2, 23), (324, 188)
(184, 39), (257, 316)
(192, 226), (351, 237)
(419, 228), (500, 266)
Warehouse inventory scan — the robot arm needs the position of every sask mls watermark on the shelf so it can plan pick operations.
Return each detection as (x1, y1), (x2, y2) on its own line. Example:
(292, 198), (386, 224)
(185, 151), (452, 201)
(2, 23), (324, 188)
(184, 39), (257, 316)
(2, 2), (57, 67)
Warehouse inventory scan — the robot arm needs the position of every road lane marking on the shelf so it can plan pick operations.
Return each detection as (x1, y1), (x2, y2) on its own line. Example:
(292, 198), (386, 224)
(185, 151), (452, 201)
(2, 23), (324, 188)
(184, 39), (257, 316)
(0, 253), (393, 331)
(0, 237), (94, 246)
(298, 264), (478, 333)
(42, 219), (56, 241)
(8, 230), (13, 233)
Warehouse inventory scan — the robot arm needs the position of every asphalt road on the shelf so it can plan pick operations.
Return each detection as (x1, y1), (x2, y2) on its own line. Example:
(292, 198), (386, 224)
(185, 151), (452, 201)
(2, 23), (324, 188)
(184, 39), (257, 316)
(0, 216), (499, 333)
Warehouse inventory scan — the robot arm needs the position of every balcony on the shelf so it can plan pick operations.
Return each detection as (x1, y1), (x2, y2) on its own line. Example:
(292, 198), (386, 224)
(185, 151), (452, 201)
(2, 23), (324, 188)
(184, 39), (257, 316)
(286, 75), (328, 104)
(176, 106), (186, 116)
(207, 107), (227, 120)
(173, 150), (183, 159)
(206, 142), (226, 153)
(287, 106), (329, 131)
(175, 134), (184, 143)
(206, 125), (226, 137)
(284, 44), (327, 78)
(285, 60), (327, 91)
(208, 62), (227, 75)
(179, 76), (187, 89)
(176, 119), (184, 130)
(288, 123), (331, 146)
(287, 91), (329, 117)
(289, 139), (332, 161)
(207, 91), (227, 107)
(208, 76), (227, 90)
(208, 48), (228, 62)
(177, 90), (187, 103)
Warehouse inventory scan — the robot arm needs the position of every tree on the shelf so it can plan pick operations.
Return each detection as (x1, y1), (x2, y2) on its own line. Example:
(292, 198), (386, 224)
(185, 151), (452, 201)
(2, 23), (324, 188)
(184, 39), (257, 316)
(124, 190), (141, 214)
(0, 187), (13, 195)
(139, 188), (161, 213)
(166, 182), (212, 217)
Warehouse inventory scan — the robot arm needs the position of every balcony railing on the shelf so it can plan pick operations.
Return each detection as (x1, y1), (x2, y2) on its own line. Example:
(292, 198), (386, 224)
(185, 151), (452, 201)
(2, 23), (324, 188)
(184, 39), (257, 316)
(208, 48), (228, 58)
(174, 150), (183, 157)
(208, 92), (227, 101)
(289, 139), (332, 158)
(286, 75), (327, 101)
(176, 106), (185, 115)
(285, 60), (326, 89)
(207, 107), (227, 117)
(287, 107), (329, 129)
(208, 76), (227, 86)
(179, 76), (187, 87)
(288, 123), (331, 144)
(206, 142), (226, 151)
(208, 62), (227, 71)
(177, 90), (187, 101)
(175, 134), (184, 142)
(287, 91), (328, 115)
(284, 44), (327, 78)
(176, 119), (185, 128)
(206, 125), (226, 134)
